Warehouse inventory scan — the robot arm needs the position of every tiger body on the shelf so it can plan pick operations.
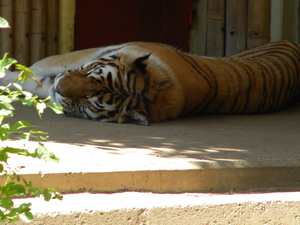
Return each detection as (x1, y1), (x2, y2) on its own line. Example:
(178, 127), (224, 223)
(3, 40), (300, 125)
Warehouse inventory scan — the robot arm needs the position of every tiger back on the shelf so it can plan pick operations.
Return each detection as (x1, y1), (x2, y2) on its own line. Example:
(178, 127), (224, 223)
(49, 40), (300, 125)
(175, 40), (300, 116)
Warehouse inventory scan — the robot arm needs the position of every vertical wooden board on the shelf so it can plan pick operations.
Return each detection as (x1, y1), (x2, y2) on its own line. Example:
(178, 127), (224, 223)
(281, 1), (299, 42)
(247, 0), (270, 48)
(58, 0), (75, 54)
(206, 0), (225, 57)
(207, 0), (225, 20)
(0, 0), (14, 58)
(14, 0), (31, 66)
(206, 20), (225, 57)
(270, 0), (283, 42)
(46, 0), (59, 56)
(189, 0), (207, 55)
(225, 0), (247, 56)
(30, 0), (47, 64)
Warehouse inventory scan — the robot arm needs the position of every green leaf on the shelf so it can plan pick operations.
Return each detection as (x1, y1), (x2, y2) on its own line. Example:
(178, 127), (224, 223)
(3, 144), (58, 162)
(32, 135), (49, 142)
(0, 101), (14, 111)
(0, 95), (12, 103)
(46, 102), (63, 114)
(0, 163), (4, 172)
(0, 17), (10, 28)
(11, 121), (30, 131)
(42, 189), (52, 201)
(0, 57), (17, 79)
(5, 208), (19, 221)
(29, 129), (47, 134)
(0, 86), (10, 96)
(23, 180), (32, 188)
(12, 83), (22, 91)
(35, 102), (46, 117)
(21, 91), (34, 98)
(0, 209), (5, 219)
(0, 109), (13, 117)
(6, 184), (26, 196)
(2, 147), (31, 156)
(54, 192), (63, 201)
(20, 132), (30, 141)
(0, 126), (11, 141)
(42, 189), (63, 201)
(0, 150), (9, 162)
(20, 98), (34, 107)
(19, 210), (34, 223)
(0, 116), (4, 125)
(15, 64), (34, 75)
(16, 203), (32, 213)
(18, 71), (28, 83)
(35, 143), (59, 162)
(15, 66), (34, 84)
(29, 188), (40, 196)
(0, 197), (14, 210)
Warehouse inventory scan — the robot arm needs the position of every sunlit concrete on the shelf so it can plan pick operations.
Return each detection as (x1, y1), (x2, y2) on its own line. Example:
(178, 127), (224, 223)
(1, 102), (300, 193)
(2, 102), (300, 223)
(12, 192), (300, 224)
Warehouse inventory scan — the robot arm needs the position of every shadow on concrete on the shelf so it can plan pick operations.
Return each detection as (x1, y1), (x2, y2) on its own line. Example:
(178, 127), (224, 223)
(7, 102), (300, 169)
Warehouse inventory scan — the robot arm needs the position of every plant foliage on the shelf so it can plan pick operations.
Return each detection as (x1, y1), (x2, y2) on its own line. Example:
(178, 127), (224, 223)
(0, 17), (63, 223)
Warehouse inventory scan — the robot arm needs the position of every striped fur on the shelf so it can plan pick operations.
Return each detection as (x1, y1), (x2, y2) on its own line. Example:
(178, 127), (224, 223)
(3, 40), (300, 125)
(53, 40), (300, 125)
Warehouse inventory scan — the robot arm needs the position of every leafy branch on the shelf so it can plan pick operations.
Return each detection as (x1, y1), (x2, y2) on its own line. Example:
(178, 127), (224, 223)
(0, 17), (64, 223)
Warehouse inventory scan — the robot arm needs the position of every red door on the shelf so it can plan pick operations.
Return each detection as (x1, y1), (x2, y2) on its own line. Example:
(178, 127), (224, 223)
(74, 0), (191, 52)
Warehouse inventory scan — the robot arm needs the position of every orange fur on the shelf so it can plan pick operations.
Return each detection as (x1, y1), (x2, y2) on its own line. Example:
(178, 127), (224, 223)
(5, 40), (299, 125)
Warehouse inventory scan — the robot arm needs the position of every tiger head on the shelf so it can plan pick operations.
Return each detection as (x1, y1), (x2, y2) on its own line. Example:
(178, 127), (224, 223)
(49, 53), (152, 125)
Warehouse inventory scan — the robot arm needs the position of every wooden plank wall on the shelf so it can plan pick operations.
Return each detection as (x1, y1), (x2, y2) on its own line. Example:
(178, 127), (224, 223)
(1, 0), (271, 62)
(204, 0), (270, 57)
(0, 0), (59, 66)
(206, 0), (225, 56)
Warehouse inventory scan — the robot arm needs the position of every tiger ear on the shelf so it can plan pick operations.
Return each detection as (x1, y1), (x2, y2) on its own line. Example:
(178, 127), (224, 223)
(134, 53), (151, 73)
(118, 110), (149, 126)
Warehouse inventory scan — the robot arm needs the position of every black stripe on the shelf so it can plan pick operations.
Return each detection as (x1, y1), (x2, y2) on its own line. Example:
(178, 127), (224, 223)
(179, 54), (217, 115)
(99, 58), (113, 62)
(95, 115), (109, 121)
(237, 60), (256, 114)
(106, 95), (114, 105)
(106, 72), (115, 91)
(107, 110), (117, 117)
(97, 46), (124, 59)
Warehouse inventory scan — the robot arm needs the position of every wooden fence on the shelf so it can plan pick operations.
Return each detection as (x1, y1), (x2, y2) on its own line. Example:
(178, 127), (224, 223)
(1, 0), (272, 65)
(207, 0), (270, 57)
(0, 0), (59, 66)
(193, 0), (271, 57)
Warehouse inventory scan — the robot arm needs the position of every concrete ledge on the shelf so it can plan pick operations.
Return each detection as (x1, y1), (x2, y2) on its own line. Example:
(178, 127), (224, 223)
(3, 167), (300, 193)
(1, 103), (300, 193)
(11, 192), (300, 224)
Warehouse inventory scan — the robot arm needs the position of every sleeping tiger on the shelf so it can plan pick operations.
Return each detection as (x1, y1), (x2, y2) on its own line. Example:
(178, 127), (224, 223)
(2, 40), (300, 125)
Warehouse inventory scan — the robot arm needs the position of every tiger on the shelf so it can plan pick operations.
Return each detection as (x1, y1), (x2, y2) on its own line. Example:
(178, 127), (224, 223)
(2, 40), (300, 125)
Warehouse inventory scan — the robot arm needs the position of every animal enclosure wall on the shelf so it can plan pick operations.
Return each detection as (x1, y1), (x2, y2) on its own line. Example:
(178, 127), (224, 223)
(190, 0), (271, 57)
(1, 0), (299, 66)
(0, 0), (59, 66)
